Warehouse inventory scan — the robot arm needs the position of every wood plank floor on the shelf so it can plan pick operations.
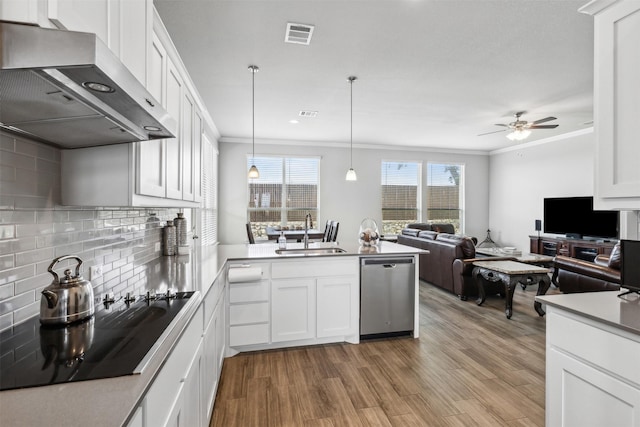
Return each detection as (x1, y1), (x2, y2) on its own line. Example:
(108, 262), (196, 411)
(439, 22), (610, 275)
(210, 281), (559, 427)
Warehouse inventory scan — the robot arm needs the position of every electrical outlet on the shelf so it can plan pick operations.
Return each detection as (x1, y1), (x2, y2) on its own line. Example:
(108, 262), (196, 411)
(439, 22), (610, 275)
(90, 265), (103, 280)
(155, 242), (161, 252)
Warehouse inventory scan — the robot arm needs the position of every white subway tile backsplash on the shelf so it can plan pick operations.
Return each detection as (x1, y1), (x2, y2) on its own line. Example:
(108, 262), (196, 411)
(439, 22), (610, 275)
(1, 132), (189, 332)
(0, 225), (15, 240)
(0, 265), (34, 286)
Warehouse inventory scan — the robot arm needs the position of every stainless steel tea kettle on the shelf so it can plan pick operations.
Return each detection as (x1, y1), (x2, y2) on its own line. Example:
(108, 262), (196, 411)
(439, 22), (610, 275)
(40, 255), (95, 325)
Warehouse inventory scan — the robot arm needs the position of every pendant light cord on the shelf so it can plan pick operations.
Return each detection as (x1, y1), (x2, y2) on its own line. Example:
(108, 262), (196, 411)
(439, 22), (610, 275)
(348, 76), (357, 168)
(252, 67), (256, 160)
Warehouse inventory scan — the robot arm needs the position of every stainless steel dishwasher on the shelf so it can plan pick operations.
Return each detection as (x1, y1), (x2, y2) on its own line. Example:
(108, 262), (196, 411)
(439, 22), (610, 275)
(360, 256), (415, 338)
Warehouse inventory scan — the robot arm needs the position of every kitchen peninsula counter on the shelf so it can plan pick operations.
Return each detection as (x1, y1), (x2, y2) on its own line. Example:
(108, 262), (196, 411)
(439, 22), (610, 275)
(0, 241), (423, 427)
(535, 291), (640, 426)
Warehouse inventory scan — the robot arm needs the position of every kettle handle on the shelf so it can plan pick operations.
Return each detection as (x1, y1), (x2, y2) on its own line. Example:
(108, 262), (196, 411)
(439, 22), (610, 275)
(47, 255), (83, 283)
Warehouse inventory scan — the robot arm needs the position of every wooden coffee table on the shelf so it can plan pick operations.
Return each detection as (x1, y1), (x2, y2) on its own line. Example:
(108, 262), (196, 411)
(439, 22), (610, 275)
(472, 260), (551, 319)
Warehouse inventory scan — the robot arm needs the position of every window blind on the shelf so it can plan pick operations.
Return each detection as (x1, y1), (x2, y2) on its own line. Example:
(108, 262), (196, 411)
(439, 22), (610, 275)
(426, 163), (464, 233)
(381, 161), (420, 234)
(200, 134), (218, 245)
(247, 156), (320, 237)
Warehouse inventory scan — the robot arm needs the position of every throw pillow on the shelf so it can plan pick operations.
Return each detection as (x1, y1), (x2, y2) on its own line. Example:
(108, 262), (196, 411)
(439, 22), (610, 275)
(608, 243), (621, 269)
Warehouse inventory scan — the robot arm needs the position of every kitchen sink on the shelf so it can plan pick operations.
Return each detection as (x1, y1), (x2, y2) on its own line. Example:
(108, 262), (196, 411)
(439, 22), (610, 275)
(275, 247), (347, 255)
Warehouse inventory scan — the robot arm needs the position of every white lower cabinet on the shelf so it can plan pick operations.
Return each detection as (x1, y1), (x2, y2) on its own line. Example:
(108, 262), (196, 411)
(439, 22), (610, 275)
(228, 257), (359, 352)
(316, 275), (358, 338)
(202, 287), (226, 423)
(546, 309), (640, 427)
(271, 278), (316, 342)
(145, 305), (203, 427)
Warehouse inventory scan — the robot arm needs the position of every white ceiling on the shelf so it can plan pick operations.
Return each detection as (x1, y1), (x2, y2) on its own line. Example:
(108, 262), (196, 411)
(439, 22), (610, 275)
(154, 0), (595, 153)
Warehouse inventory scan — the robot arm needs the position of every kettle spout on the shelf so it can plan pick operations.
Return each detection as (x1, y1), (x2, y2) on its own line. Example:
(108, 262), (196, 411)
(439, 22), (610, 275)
(42, 290), (58, 309)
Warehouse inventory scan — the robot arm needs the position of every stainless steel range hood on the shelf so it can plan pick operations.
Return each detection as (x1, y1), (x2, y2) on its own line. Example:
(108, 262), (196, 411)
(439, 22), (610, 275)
(0, 22), (176, 148)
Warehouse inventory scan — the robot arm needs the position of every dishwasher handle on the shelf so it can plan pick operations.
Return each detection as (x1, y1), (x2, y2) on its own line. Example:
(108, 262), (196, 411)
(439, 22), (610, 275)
(361, 257), (414, 266)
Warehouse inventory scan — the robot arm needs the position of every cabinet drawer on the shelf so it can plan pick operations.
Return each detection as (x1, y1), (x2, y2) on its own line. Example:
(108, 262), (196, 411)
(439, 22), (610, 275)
(230, 302), (269, 325)
(229, 323), (269, 346)
(548, 310), (640, 386)
(272, 258), (357, 279)
(229, 280), (269, 303)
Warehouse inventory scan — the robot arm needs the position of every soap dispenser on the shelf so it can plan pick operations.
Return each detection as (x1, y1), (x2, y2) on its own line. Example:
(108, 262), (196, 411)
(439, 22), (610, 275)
(278, 232), (287, 249)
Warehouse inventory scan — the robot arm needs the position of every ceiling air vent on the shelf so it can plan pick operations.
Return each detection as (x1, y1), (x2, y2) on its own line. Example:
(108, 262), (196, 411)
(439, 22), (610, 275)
(285, 23), (314, 45)
(299, 111), (318, 118)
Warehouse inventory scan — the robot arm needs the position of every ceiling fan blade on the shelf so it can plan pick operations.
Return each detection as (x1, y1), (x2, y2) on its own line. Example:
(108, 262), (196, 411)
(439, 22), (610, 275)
(532, 116), (557, 125)
(478, 129), (507, 136)
(529, 124), (559, 129)
(494, 124), (509, 127)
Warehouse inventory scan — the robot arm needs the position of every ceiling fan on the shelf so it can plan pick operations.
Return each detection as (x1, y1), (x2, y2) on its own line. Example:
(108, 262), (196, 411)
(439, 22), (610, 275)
(479, 111), (559, 141)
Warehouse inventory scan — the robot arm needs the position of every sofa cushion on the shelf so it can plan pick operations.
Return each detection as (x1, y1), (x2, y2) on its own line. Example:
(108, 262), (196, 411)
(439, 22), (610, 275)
(435, 234), (476, 258)
(608, 243), (621, 269)
(431, 223), (455, 234)
(406, 223), (432, 231)
(402, 228), (421, 237)
(417, 230), (438, 240)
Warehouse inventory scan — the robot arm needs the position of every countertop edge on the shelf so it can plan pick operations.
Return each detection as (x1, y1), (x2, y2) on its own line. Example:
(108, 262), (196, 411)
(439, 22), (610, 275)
(536, 291), (640, 337)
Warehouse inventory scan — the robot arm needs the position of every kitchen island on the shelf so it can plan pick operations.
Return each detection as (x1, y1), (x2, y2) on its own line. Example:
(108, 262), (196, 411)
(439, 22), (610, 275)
(0, 241), (424, 427)
(535, 291), (640, 427)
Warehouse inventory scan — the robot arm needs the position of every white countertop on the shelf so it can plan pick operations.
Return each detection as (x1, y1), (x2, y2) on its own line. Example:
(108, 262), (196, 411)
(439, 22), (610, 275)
(0, 240), (424, 427)
(536, 291), (640, 336)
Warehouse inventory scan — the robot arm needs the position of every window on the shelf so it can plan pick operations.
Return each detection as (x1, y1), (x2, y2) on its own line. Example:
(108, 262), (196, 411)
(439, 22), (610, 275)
(381, 161), (421, 235)
(426, 163), (464, 233)
(247, 156), (320, 239)
(200, 134), (218, 245)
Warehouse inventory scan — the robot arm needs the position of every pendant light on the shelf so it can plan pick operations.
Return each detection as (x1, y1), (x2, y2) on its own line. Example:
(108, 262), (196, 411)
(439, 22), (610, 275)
(345, 75), (357, 181)
(248, 65), (260, 179)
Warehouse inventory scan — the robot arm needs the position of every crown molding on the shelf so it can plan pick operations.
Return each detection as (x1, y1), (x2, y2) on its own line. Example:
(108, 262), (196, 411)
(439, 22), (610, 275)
(489, 127), (594, 155)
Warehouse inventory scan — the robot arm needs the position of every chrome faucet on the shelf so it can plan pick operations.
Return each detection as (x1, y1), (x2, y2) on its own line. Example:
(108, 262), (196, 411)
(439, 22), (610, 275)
(304, 213), (312, 249)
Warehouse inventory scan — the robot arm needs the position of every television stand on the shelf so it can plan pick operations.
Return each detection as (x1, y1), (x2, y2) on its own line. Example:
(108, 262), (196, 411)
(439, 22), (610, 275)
(529, 235), (616, 260)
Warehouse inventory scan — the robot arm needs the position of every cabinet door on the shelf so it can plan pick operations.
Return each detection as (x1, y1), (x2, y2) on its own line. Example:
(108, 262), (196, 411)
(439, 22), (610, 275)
(590, 1), (640, 204)
(547, 348), (640, 427)
(118, 0), (150, 85)
(164, 382), (185, 427)
(317, 276), (358, 338)
(165, 59), (183, 200)
(271, 279), (315, 342)
(182, 91), (195, 201)
(137, 32), (167, 198)
(0, 0), (39, 24)
(182, 341), (202, 427)
(47, 0), (109, 41)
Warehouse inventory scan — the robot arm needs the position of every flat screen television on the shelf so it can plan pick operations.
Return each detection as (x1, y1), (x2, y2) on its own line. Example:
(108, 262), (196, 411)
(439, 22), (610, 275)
(620, 239), (640, 297)
(543, 196), (619, 239)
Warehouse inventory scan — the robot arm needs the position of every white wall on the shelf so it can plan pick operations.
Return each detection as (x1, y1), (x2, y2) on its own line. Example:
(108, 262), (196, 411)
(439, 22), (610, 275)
(219, 140), (490, 244)
(488, 130), (598, 252)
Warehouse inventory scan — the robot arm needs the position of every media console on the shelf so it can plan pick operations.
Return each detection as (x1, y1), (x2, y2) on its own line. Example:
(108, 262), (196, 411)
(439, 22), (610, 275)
(529, 235), (616, 262)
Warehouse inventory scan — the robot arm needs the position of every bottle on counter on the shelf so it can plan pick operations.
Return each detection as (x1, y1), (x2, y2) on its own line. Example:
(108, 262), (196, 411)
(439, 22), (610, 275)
(163, 220), (177, 256)
(278, 232), (287, 249)
(174, 212), (188, 246)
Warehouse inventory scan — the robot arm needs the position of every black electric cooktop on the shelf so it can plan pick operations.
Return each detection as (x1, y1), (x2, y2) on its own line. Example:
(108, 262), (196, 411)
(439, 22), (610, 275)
(0, 292), (194, 391)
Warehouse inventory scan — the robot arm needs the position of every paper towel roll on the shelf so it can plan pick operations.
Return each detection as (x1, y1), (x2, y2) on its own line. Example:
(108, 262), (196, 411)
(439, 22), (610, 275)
(228, 267), (262, 283)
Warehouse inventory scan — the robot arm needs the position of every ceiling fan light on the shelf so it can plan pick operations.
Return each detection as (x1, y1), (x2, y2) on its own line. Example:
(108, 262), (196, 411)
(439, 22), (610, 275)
(506, 129), (531, 141)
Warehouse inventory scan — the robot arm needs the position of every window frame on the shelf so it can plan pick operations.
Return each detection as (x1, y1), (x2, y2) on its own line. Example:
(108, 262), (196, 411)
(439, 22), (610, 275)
(246, 155), (321, 237)
(425, 162), (465, 234)
(380, 160), (422, 235)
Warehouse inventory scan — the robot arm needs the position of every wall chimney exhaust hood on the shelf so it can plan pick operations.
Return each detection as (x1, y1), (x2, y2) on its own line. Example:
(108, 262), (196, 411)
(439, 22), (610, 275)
(0, 22), (176, 148)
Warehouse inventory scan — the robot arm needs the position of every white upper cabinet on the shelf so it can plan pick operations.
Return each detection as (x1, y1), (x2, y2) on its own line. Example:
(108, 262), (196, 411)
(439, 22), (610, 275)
(165, 58), (184, 200)
(581, 0), (640, 210)
(60, 4), (210, 207)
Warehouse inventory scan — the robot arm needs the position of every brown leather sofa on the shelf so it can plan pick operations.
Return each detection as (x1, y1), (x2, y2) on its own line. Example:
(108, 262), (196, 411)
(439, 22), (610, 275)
(552, 243), (621, 293)
(397, 224), (512, 299)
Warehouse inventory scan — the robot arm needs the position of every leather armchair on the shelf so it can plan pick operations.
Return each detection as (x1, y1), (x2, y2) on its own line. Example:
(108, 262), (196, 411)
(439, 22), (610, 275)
(551, 244), (621, 293)
(452, 256), (518, 300)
